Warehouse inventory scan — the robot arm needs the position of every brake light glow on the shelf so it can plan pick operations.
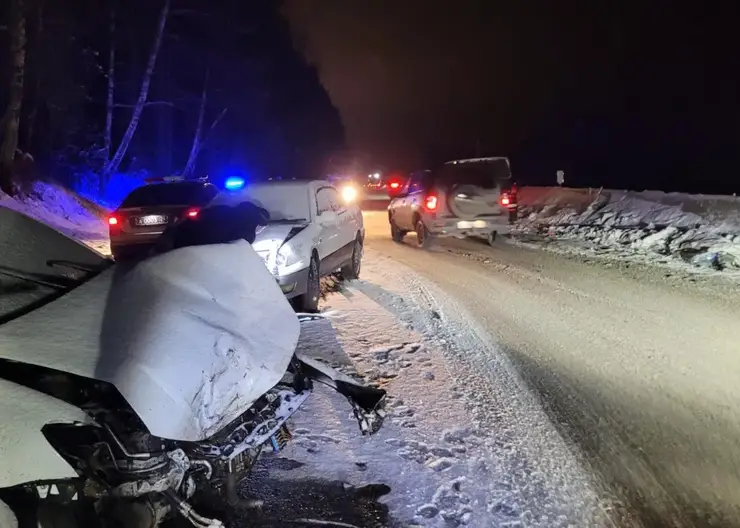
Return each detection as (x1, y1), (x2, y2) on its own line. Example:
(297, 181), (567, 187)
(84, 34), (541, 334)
(186, 208), (200, 218)
(389, 181), (400, 189)
(425, 195), (438, 211)
(501, 185), (518, 207)
(108, 215), (119, 226)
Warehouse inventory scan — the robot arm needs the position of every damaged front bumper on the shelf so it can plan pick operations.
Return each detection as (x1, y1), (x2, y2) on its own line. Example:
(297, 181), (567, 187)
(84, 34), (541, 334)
(296, 352), (387, 435)
(274, 266), (310, 299)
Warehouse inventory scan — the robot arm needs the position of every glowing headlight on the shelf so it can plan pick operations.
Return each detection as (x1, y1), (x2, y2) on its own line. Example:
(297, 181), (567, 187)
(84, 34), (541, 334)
(276, 244), (301, 268)
(341, 185), (358, 203)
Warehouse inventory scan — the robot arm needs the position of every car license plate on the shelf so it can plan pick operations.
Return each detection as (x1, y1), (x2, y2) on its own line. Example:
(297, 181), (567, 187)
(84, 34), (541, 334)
(457, 220), (488, 229)
(135, 215), (167, 226)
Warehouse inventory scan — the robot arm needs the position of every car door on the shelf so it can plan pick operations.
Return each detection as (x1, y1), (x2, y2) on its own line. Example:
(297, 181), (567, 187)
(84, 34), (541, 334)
(391, 178), (413, 230)
(315, 186), (345, 273)
(397, 173), (429, 230)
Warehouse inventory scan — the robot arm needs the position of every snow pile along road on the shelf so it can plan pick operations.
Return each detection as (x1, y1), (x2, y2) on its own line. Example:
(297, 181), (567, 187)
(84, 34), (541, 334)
(0, 181), (110, 255)
(514, 187), (740, 276)
(255, 254), (616, 527)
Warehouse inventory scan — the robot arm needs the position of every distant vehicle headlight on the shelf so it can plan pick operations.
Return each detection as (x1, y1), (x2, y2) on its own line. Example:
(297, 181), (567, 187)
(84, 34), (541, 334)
(341, 184), (358, 203)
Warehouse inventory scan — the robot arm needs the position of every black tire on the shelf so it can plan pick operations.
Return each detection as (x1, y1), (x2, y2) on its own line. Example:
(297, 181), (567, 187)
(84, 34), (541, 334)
(415, 219), (433, 249)
(487, 230), (498, 246)
(390, 219), (406, 243)
(295, 256), (320, 313)
(341, 238), (362, 280)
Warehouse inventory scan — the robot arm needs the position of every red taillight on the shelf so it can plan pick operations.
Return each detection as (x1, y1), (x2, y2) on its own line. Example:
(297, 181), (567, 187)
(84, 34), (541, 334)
(108, 215), (119, 226)
(425, 194), (438, 211)
(185, 207), (200, 219)
(501, 184), (518, 207)
(389, 181), (400, 189)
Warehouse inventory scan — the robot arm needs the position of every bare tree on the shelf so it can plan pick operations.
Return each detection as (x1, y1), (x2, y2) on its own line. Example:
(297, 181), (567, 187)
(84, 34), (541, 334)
(0, 0), (27, 195)
(23, 0), (43, 152)
(103, 1), (116, 165)
(182, 68), (209, 177)
(102, 0), (170, 180)
(183, 107), (227, 177)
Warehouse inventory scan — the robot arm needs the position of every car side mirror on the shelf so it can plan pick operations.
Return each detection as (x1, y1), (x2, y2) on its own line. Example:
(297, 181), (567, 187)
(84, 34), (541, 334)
(319, 210), (338, 222)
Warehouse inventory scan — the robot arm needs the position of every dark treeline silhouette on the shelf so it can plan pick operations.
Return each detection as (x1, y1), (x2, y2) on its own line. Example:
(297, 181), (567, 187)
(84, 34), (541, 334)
(0, 0), (345, 196)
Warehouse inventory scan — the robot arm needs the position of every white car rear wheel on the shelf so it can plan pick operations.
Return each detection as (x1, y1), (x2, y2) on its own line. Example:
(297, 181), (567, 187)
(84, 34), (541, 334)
(341, 239), (362, 280)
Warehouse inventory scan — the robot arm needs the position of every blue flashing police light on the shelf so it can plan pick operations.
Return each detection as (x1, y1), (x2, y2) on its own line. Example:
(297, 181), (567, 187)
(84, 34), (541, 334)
(224, 176), (246, 190)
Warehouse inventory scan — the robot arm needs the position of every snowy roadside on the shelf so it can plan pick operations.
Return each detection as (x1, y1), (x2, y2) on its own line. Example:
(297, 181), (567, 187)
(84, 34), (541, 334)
(256, 251), (617, 528)
(0, 181), (111, 256)
(512, 187), (740, 280)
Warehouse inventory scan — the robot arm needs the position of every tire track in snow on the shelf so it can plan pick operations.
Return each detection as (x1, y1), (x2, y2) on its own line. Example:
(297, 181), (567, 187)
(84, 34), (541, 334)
(353, 249), (623, 527)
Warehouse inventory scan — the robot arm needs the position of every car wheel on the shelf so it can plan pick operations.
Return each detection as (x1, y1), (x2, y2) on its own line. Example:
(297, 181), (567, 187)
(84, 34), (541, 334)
(390, 219), (406, 243)
(296, 256), (320, 313)
(341, 238), (362, 280)
(487, 230), (498, 246)
(415, 219), (433, 249)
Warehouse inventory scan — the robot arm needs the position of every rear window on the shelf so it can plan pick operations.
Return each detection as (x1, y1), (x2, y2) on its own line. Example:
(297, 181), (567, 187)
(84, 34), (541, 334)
(120, 182), (218, 208)
(433, 159), (512, 190)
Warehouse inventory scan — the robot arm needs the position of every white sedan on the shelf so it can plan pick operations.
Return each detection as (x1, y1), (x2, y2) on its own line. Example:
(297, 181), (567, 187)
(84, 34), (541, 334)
(227, 180), (364, 311)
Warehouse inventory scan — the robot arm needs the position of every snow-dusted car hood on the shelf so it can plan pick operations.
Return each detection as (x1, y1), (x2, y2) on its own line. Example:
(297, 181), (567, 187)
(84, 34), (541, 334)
(253, 223), (306, 249)
(0, 240), (300, 442)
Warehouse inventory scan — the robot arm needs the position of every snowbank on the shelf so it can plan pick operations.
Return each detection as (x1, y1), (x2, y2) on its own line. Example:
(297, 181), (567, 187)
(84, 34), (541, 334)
(515, 187), (740, 274)
(0, 181), (110, 255)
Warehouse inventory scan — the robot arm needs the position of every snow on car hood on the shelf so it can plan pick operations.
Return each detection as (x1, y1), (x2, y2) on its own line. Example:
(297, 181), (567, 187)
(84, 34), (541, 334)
(0, 240), (300, 442)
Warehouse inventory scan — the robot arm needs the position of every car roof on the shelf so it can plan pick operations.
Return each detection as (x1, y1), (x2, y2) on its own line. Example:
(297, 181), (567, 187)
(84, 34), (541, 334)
(146, 180), (215, 188)
(247, 179), (330, 189)
(119, 180), (217, 208)
(445, 157), (510, 165)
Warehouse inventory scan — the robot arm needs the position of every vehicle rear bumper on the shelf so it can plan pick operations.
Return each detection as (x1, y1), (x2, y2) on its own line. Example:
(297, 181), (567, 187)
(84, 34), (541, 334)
(275, 266), (310, 299)
(427, 211), (517, 237)
(110, 239), (159, 259)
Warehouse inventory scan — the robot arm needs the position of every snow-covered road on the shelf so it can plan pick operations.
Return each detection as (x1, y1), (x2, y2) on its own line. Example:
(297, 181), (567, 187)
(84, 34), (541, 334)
(357, 210), (740, 527)
(244, 265), (611, 527)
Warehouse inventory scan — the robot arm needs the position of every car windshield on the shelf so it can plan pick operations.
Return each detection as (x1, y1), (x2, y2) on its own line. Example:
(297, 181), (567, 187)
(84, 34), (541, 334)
(120, 182), (217, 208)
(242, 184), (310, 222)
(433, 159), (512, 189)
(0, 208), (108, 325)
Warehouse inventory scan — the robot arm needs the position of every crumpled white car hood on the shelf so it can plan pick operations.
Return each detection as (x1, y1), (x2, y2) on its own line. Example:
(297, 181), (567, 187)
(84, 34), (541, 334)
(0, 240), (300, 442)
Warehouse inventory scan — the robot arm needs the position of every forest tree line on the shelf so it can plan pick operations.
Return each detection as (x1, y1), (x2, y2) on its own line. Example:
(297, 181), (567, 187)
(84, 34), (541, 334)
(0, 0), (345, 200)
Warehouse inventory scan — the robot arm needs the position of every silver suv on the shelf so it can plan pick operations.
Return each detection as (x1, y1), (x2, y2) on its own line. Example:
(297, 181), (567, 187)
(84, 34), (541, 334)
(387, 157), (517, 247)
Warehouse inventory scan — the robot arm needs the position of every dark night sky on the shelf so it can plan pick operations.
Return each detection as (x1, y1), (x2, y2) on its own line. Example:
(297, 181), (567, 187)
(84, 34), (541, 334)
(286, 1), (740, 193)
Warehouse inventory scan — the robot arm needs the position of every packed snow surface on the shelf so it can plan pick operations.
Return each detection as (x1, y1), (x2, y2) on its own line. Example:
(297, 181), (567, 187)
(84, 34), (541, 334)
(271, 256), (614, 527)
